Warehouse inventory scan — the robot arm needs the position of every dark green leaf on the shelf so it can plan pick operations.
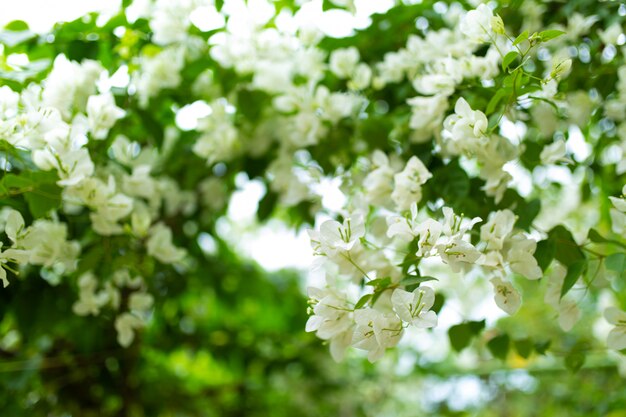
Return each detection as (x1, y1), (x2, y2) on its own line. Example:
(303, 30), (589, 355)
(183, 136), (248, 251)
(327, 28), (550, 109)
(24, 183), (62, 218)
(549, 225), (585, 266)
(561, 260), (587, 299)
(565, 351), (585, 373)
(487, 334), (510, 360)
(514, 338), (533, 359)
(534, 238), (555, 272)
(448, 320), (485, 352)
(534, 340), (551, 355)
(516, 199), (541, 231)
(432, 293), (445, 314)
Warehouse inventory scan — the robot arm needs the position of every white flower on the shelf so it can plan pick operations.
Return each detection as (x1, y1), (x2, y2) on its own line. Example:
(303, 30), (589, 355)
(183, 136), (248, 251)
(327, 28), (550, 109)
(391, 286), (438, 328)
(407, 94), (449, 142)
(363, 151), (394, 206)
(387, 203), (420, 241)
(415, 219), (443, 257)
(558, 299), (581, 332)
(146, 223), (186, 264)
(442, 97), (489, 154)
(0, 244), (29, 288)
(318, 214), (365, 256)
(540, 140), (567, 165)
(329, 47), (360, 79)
(391, 156), (432, 211)
(115, 312), (145, 347)
(480, 210), (516, 251)
(86, 93), (125, 140)
(605, 307), (626, 350)
(21, 220), (80, 271)
(348, 63), (372, 90)
(129, 292), (154, 312)
(460, 4), (495, 43)
(490, 277), (521, 315)
(437, 238), (482, 272)
(306, 287), (354, 362)
(72, 272), (109, 316)
(150, 0), (196, 45)
(4, 209), (25, 245)
(441, 206), (481, 238)
(352, 308), (403, 362)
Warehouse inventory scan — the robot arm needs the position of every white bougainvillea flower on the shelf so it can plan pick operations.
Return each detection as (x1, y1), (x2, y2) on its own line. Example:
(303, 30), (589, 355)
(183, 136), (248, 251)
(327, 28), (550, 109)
(0, 243), (30, 288)
(387, 202), (420, 241)
(329, 47), (360, 79)
(490, 277), (521, 315)
(441, 206), (482, 239)
(507, 248), (543, 280)
(460, 4), (495, 44)
(558, 299), (581, 332)
(4, 209), (25, 245)
(391, 286), (438, 328)
(72, 272), (109, 316)
(415, 218), (443, 257)
(319, 214), (365, 255)
(442, 98), (489, 155)
(306, 287), (354, 361)
(540, 140), (568, 165)
(605, 307), (626, 350)
(146, 223), (186, 264)
(391, 156), (432, 211)
(352, 308), (403, 362)
(86, 92), (125, 140)
(437, 238), (482, 273)
(480, 210), (516, 251)
(115, 312), (145, 347)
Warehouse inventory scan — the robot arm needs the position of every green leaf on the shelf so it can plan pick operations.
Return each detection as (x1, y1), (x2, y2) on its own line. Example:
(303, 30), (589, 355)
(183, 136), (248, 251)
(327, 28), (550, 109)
(534, 238), (555, 272)
(539, 29), (566, 42)
(432, 293), (445, 314)
(487, 334), (510, 360)
(513, 30), (529, 46)
(365, 277), (392, 288)
(516, 199), (541, 231)
(448, 320), (485, 352)
(549, 226), (585, 266)
(4, 20), (29, 31)
(502, 51), (519, 71)
(24, 183), (62, 218)
(564, 351), (585, 373)
(400, 275), (438, 287)
(605, 253), (626, 276)
(1, 174), (34, 195)
(534, 340), (551, 355)
(586, 229), (626, 249)
(354, 294), (372, 309)
(485, 88), (509, 115)
(561, 260), (587, 299)
(514, 338), (533, 359)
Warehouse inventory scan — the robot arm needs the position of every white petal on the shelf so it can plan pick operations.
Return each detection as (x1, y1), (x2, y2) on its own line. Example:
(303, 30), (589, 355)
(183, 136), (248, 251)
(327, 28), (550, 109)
(608, 327), (626, 350)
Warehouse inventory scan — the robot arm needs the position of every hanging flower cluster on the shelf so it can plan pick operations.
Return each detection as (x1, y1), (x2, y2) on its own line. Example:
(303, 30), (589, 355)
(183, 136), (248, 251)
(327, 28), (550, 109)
(0, 0), (625, 371)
